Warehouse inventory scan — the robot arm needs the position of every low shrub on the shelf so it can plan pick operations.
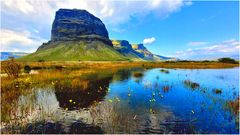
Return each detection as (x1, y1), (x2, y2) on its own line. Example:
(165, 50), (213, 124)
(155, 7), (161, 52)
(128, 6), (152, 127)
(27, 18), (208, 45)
(2, 58), (21, 78)
(218, 57), (238, 64)
(24, 65), (31, 73)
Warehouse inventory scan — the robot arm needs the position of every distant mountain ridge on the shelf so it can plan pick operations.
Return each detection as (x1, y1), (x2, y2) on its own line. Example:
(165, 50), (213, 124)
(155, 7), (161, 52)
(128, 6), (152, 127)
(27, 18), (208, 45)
(1, 52), (29, 61)
(112, 40), (176, 61)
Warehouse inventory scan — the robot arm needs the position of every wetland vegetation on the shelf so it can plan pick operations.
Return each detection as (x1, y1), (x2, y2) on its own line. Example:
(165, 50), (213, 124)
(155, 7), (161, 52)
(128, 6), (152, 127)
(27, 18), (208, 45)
(1, 60), (239, 134)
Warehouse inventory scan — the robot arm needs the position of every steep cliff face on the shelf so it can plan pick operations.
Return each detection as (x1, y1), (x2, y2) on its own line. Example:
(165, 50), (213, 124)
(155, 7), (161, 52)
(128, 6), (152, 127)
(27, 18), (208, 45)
(51, 9), (109, 41)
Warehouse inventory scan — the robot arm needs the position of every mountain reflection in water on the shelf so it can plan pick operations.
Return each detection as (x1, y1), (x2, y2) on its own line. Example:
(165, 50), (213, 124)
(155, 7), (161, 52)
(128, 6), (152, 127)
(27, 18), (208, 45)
(54, 76), (112, 110)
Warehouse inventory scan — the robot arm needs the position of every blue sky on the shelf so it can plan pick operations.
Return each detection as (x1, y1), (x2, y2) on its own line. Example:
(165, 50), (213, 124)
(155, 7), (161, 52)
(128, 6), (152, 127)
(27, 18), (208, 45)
(1, 0), (239, 60)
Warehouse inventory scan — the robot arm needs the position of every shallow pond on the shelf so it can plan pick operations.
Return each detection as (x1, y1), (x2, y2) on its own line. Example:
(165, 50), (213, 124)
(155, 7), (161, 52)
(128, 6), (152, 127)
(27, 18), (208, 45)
(1, 68), (239, 133)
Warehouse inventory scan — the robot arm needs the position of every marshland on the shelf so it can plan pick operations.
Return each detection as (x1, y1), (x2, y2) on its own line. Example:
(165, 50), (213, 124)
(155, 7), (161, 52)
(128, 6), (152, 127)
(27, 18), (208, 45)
(1, 60), (239, 133)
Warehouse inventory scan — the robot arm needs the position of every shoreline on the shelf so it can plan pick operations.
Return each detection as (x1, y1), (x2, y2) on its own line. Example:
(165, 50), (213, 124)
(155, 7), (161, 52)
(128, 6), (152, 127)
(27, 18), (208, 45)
(4, 61), (239, 69)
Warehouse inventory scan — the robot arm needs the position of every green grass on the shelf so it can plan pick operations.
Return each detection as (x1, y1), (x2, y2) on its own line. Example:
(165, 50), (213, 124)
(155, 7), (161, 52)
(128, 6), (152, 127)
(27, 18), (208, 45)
(18, 41), (128, 61)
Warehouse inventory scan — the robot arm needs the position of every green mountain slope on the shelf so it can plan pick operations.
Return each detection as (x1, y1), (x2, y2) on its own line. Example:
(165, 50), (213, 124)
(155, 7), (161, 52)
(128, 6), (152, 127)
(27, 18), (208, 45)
(18, 41), (128, 62)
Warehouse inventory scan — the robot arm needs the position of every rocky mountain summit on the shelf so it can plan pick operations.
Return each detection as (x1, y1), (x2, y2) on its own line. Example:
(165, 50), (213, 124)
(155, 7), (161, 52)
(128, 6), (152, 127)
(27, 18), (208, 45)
(51, 9), (109, 41)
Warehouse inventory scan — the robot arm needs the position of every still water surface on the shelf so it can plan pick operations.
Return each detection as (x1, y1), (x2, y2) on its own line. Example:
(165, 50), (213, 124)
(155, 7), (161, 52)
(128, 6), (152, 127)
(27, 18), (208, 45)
(1, 68), (239, 133)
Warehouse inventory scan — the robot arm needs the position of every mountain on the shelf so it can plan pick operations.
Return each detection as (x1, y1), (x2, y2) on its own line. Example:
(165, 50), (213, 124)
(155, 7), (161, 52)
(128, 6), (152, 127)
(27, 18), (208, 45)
(1, 52), (29, 61)
(18, 9), (177, 62)
(19, 9), (127, 62)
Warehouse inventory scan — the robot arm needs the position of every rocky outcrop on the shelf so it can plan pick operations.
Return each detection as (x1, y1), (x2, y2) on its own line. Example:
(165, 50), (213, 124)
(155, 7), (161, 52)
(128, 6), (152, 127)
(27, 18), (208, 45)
(132, 44), (146, 50)
(132, 44), (153, 59)
(112, 40), (144, 59)
(112, 40), (133, 53)
(51, 9), (109, 41)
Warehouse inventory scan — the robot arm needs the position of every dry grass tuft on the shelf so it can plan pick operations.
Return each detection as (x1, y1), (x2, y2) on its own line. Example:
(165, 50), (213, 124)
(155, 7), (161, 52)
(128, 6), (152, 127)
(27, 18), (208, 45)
(2, 58), (21, 78)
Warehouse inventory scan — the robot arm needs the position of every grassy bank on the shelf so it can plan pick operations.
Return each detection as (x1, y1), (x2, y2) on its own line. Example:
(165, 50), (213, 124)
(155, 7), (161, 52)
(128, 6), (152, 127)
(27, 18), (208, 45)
(17, 41), (128, 61)
(1, 61), (239, 72)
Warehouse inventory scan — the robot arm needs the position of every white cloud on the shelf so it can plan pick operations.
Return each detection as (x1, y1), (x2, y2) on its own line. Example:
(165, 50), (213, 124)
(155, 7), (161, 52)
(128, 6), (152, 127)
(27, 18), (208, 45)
(1, 0), (191, 27)
(56, 0), (191, 26)
(1, 29), (33, 45)
(0, 29), (47, 52)
(3, 0), (34, 14)
(175, 39), (240, 60)
(188, 41), (208, 46)
(143, 37), (156, 45)
(1, 0), (56, 24)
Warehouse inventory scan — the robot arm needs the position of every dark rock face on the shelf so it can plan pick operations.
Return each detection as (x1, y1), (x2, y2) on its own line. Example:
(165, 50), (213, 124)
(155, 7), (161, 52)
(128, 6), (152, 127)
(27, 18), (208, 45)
(112, 40), (144, 58)
(51, 9), (109, 41)
(120, 40), (132, 49)
(117, 40), (135, 54)
(134, 44), (146, 50)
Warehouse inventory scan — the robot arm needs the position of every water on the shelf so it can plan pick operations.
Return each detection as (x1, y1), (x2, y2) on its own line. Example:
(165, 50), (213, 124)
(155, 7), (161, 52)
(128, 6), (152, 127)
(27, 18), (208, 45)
(1, 68), (239, 133)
